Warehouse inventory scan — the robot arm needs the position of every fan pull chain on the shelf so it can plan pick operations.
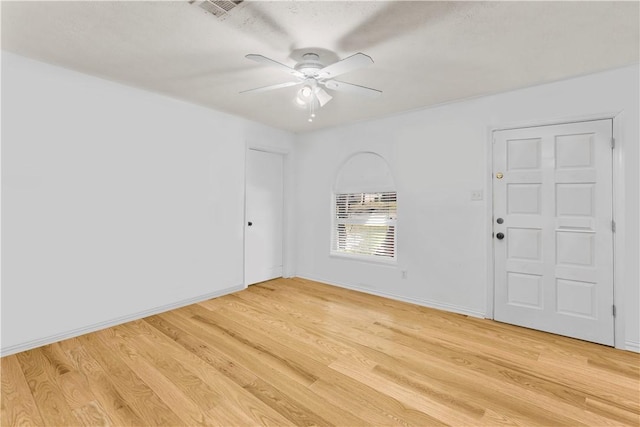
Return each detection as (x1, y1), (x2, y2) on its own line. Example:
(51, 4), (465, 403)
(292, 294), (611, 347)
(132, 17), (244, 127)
(308, 97), (316, 122)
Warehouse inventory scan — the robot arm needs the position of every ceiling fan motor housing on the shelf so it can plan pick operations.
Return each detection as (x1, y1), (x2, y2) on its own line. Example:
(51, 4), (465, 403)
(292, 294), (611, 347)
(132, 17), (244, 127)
(295, 53), (324, 77)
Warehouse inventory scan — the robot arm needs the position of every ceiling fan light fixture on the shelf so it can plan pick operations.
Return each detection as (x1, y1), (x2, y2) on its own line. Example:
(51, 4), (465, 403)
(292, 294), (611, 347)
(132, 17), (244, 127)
(300, 85), (312, 98)
(296, 84), (312, 104)
(296, 83), (317, 113)
(295, 95), (307, 107)
(296, 83), (316, 110)
(314, 86), (333, 107)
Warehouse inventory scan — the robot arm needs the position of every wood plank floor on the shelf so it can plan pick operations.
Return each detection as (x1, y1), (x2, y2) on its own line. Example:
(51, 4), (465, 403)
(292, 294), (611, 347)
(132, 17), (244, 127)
(2, 278), (639, 426)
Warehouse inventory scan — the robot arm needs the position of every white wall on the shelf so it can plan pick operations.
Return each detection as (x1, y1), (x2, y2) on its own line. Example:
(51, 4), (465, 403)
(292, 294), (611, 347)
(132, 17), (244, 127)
(2, 51), (637, 354)
(1, 52), (294, 355)
(295, 64), (640, 351)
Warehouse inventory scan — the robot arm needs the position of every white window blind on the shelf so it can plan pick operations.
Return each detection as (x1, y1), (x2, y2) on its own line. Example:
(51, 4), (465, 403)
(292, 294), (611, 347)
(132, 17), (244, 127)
(333, 192), (397, 260)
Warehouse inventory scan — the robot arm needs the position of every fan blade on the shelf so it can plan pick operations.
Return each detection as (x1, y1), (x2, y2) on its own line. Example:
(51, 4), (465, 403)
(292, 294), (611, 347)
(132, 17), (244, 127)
(337, 2), (457, 52)
(240, 81), (301, 94)
(313, 87), (333, 107)
(315, 53), (374, 79)
(324, 80), (382, 98)
(245, 54), (304, 78)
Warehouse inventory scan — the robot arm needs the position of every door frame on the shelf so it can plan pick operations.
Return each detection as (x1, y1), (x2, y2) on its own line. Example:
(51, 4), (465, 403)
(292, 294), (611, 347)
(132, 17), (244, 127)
(485, 112), (627, 349)
(243, 144), (293, 287)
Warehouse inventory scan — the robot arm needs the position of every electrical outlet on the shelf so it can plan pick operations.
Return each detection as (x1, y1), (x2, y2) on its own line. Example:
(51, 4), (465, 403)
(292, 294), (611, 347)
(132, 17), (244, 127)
(470, 190), (483, 201)
(401, 270), (408, 279)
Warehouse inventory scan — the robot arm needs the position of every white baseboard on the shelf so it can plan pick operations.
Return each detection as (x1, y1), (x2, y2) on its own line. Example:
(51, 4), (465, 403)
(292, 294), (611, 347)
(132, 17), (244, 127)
(297, 275), (486, 319)
(625, 340), (640, 353)
(0, 284), (245, 357)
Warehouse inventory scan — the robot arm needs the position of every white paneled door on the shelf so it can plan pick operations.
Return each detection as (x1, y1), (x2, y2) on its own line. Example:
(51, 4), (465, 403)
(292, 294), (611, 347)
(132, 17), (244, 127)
(245, 149), (284, 286)
(493, 120), (614, 346)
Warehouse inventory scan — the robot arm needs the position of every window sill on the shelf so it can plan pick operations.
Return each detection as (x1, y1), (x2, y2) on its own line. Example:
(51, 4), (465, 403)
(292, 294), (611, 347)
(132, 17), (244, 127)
(329, 252), (398, 266)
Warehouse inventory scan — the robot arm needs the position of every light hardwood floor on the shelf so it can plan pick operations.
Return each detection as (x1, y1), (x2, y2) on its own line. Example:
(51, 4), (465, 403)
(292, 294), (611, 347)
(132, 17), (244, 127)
(2, 277), (639, 426)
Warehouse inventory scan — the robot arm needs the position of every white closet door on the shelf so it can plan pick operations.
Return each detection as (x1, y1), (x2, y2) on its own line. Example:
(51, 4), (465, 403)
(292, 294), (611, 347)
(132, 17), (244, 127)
(245, 149), (284, 285)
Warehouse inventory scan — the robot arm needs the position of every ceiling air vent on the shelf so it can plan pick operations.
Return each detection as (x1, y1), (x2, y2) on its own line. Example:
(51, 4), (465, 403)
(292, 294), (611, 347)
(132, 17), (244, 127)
(189, 0), (244, 18)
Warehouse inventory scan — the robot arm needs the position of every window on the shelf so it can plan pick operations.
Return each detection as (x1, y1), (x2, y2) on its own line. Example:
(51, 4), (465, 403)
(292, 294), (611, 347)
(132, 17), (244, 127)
(332, 191), (397, 261)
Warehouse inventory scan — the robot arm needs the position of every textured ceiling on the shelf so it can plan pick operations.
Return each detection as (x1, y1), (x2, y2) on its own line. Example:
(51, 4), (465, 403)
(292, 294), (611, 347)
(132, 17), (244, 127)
(2, 1), (639, 133)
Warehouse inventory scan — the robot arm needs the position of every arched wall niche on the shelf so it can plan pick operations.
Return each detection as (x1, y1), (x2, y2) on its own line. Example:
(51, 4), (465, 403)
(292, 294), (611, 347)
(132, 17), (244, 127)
(334, 151), (396, 193)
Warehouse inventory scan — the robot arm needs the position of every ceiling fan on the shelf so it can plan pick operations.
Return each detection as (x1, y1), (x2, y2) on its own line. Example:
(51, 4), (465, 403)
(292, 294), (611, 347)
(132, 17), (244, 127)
(241, 52), (382, 122)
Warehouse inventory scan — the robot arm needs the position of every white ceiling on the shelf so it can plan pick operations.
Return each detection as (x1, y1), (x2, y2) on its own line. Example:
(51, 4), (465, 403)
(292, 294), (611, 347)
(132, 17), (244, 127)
(2, 1), (639, 133)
